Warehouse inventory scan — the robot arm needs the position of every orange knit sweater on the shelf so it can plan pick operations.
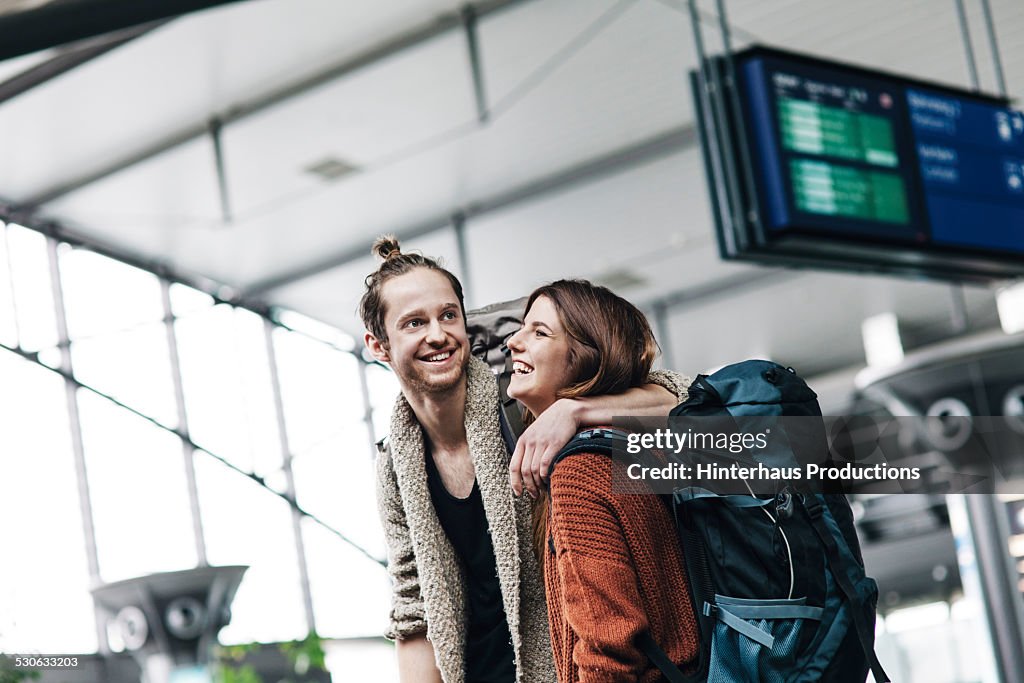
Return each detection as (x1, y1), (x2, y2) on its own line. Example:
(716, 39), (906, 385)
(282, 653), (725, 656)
(544, 452), (700, 683)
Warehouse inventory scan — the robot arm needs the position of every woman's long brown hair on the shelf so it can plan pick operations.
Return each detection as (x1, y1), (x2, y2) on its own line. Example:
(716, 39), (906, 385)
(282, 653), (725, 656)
(521, 280), (659, 566)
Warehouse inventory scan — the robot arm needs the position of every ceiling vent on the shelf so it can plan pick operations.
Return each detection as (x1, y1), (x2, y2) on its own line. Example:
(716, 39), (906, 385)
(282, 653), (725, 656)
(303, 156), (358, 181)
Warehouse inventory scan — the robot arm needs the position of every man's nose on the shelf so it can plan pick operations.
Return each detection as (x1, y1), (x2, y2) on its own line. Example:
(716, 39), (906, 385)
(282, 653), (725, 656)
(425, 319), (447, 344)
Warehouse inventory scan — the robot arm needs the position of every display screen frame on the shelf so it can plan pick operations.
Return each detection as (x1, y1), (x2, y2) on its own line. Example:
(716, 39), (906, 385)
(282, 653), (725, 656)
(695, 44), (1024, 283)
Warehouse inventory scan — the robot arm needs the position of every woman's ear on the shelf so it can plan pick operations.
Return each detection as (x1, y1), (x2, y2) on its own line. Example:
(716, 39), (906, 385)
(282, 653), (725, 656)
(364, 332), (391, 363)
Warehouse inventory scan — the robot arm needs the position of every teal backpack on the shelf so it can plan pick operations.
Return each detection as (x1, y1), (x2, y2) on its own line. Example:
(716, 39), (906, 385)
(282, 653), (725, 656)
(552, 360), (889, 683)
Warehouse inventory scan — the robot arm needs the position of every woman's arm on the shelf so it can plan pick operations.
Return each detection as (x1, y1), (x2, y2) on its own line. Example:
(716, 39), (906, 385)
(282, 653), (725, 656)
(548, 455), (649, 683)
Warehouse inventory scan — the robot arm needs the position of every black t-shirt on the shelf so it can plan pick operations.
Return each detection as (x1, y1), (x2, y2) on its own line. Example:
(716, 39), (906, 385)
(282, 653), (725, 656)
(425, 446), (516, 683)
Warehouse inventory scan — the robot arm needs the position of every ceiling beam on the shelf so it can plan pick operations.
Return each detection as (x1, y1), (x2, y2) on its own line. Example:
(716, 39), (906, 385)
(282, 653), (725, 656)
(0, 0), (246, 62)
(243, 123), (700, 296)
(0, 19), (168, 106)
(21, 0), (535, 208)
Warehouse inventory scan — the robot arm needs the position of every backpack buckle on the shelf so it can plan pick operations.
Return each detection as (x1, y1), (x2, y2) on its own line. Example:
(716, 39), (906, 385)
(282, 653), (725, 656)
(576, 428), (611, 441)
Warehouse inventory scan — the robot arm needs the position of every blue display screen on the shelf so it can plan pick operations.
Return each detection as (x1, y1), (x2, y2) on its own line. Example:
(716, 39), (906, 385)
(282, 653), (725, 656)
(739, 51), (1024, 259)
(908, 89), (1024, 253)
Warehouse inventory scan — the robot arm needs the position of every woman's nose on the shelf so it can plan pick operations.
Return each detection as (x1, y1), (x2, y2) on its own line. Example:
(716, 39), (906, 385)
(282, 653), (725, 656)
(506, 328), (524, 351)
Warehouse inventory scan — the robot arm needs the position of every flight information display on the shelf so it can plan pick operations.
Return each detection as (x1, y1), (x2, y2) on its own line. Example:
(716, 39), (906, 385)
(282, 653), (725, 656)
(735, 48), (1024, 269)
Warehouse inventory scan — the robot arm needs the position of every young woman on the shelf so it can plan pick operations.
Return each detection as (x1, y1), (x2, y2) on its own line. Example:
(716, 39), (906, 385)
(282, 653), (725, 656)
(505, 279), (700, 683)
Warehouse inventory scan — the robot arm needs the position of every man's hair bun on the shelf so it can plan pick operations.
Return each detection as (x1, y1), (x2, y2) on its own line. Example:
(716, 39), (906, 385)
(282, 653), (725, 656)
(372, 235), (402, 261)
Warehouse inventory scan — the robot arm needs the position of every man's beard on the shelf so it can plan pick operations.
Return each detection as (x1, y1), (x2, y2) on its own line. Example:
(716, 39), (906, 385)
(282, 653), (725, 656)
(393, 348), (469, 398)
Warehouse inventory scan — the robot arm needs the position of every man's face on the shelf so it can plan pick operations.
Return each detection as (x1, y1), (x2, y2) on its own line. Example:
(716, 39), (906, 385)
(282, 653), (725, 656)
(365, 268), (470, 398)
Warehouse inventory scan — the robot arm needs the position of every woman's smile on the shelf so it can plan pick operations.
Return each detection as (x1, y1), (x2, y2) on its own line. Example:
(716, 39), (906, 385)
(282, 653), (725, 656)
(507, 295), (575, 416)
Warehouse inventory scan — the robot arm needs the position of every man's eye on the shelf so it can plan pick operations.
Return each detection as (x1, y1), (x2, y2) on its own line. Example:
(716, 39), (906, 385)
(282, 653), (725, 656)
(442, 311), (457, 321)
(406, 319), (422, 328)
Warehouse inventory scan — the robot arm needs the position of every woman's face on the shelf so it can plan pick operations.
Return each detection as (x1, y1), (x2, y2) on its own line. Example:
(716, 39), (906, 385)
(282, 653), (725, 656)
(506, 295), (577, 416)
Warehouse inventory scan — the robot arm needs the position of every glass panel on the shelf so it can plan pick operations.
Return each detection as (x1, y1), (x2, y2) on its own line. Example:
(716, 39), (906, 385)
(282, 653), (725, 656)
(78, 389), (197, 582)
(273, 328), (384, 550)
(60, 247), (177, 426)
(272, 328), (364, 456)
(174, 302), (281, 479)
(366, 363), (400, 441)
(0, 224), (18, 348)
(5, 223), (57, 353)
(0, 353), (95, 653)
(302, 518), (390, 639)
(169, 282), (214, 317)
(290, 420), (385, 558)
(195, 453), (306, 644)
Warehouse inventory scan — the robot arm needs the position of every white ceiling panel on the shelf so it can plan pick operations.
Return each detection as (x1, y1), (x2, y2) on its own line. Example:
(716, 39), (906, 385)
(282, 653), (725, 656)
(718, 0), (1020, 94)
(219, 29), (476, 219)
(0, 0), (466, 199)
(462, 147), (713, 308)
(468, 0), (694, 196)
(45, 114), (473, 286)
(43, 135), (224, 247)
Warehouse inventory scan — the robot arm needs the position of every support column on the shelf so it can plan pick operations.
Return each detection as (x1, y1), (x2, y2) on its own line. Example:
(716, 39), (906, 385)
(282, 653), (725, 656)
(452, 212), (473, 309)
(949, 494), (1024, 683)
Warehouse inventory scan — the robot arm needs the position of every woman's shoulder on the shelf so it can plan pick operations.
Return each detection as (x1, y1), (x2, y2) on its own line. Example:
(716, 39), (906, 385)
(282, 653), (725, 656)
(548, 450), (612, 498)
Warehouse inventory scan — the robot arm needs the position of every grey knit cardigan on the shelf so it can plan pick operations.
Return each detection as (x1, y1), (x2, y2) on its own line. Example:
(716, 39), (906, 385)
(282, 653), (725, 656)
(375, 356), (689, 683)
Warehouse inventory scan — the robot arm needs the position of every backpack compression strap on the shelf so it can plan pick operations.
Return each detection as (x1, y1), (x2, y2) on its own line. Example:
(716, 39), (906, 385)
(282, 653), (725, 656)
(802, 495), (890, 683)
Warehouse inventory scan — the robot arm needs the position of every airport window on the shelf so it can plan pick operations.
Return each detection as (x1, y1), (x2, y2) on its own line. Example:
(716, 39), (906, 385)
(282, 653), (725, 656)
(4, 223), (58, 353)
(78, 389), (199, 582)
(365, 362), (400, 442)
(0, 225), (391, 658)
(301, 517), (391, 639)
(60, 247), (177, 427)
(194, 452), (309, 645)
(0, 353), (95, 654)
(174, 297), (284, 480)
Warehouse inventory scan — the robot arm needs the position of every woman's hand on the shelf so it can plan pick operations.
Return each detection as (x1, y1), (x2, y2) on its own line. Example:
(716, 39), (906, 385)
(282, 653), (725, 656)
(509, 398), (581, 498)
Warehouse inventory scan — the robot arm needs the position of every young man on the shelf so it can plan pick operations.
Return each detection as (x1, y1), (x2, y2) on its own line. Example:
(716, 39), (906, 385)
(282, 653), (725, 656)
(360, 237), (687, 683)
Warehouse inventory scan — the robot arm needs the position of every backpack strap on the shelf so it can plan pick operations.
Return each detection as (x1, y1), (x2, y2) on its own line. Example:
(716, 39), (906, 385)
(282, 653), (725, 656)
(549, 427), (630, 472)
(802, 495), (890, 683)
(637, 632), (698, 683)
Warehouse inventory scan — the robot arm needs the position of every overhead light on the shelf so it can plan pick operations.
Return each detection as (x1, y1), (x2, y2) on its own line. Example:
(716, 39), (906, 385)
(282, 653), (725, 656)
(861, 312), (903, 368)
(303, 156), (358, 181)
(997, 281), (1024, 334)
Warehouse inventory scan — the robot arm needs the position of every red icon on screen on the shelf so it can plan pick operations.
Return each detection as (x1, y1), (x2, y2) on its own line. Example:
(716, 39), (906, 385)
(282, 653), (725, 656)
(879, 93), (893, 109)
